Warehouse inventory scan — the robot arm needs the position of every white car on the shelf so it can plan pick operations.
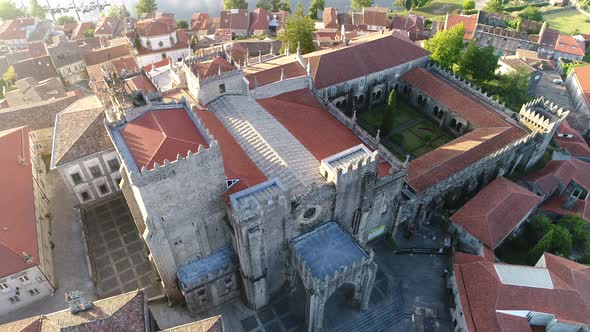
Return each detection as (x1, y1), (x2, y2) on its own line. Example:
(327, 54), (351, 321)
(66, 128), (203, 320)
(552, 78), (564, 85)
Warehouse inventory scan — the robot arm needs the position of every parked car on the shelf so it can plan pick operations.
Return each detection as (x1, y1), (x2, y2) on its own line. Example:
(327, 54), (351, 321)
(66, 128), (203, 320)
(552, 78), (564, 85)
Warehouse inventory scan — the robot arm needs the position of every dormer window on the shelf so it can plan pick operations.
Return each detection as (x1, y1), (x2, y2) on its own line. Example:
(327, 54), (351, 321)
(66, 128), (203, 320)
(226, 179), (239, 189)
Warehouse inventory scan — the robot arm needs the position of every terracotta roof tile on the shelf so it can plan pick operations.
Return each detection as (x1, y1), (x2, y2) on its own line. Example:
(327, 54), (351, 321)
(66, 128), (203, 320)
(71, 22), (95, 41)
(162, 315), (224, 332)
(362, 7), (388, 28)
(555, 120), (590, 158)
(83, 44), (131, 66)
(191, 56), (235, 79)
(249, 8), (271, 31)
(304, 33), (429, 89)
(572, 65), (590, 110)
(539, 27), (560, 49)
(0, 127), (39, 278)
(13, 55), (57, 82)
(220, 9), (249, 30)
(244, 58), (307, 89)
(323, 7), (339, 29)
(445, 14), (477, 40)
(136, 16), (177, 36)
(555, 35), (585, 57)
(125, 73), (157, 94)
(120, 107), (209, 170)
(190, 13), (211, 32)
(95, 16), (123, 36)
(450, 177), (540, 249)
(0, 18), (35, 40)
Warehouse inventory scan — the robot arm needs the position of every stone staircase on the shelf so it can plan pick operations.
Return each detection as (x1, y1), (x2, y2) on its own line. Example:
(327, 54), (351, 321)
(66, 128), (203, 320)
(209, 95), (322, 192)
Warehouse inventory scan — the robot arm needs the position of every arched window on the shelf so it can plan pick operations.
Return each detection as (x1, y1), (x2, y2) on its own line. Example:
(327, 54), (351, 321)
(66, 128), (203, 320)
(376, 90), (382, 99)
(438, 110), (443, 119)
(450, 118), (457, 127)
(342, 99), (347, 108)
(336, 101), (341, 108)
(358, 94), (365, 104)
(433, 106), (439, 116)
(417, 95), (423, 105)
(456, 122), (463, 131)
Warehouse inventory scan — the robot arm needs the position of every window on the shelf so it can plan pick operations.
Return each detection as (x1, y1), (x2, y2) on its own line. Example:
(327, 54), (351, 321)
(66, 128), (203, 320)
(81, 191), (90, 201)
(378, 73), (384, 81)
(71, 172), (83, 185)
(28, 288), (40, 296)
(9, 295), (20, 303)
(360, 77), (365, 88)
(329, 86), (337, 97)
(197, 288), (206, 296)
(344, 82), (351, 92)
(107, 158), (120, 172)
(99, 184), (109, 195)
(18, 275), (29, 283)
(89, 165), (102, 178)
(219, 83), (226, 94)
(161, 53), (166, 60)
(0, 282), (8, 291)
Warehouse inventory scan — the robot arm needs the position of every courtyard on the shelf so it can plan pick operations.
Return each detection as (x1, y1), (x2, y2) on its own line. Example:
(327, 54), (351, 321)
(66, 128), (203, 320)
(82, 194), (163, 300)
(358, 100), (454, 159)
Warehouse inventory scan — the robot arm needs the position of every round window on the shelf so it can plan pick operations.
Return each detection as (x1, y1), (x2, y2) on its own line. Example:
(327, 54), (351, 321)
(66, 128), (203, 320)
(303, 207), (316, 219)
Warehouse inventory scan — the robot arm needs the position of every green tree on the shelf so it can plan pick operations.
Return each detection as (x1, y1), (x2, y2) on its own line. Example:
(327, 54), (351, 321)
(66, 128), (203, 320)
(498, 68), (531, 109)
(558, 215), (590, 246)
(529, 229), (554, 264)
(108, 4), (130, 19)
(308, 0), (325, 20)
(404, 0), (412, 10)
(388, 89), (397, 112)
(551, 225), (573, 256)
(29, 0), (46, 19)
(424, 23), (465, 69)
(135, 0), (157, 17)
(256, 0), (273, 10)
(0, 0), (24, 20)
(84, 28), (94, 38)
(278, 1), (291, 12)
(177, 19), (188, 29)
(57, 15), (76, 25)
(526, 215), (552, 241)
(518, 6), (543, 22)
(381, 107), (394, 136)
(279, 2), (315, 54)
(462, 0), (475, 10)
(351, 0), (374, 11)
(484, 0), (503, 13)
(2, 66), (15, 84)
(224, 0), (248, 9)
(459, 41), (498, 82)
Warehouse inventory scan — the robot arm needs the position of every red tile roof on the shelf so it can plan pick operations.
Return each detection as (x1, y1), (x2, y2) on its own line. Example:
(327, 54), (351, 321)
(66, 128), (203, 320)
(136, 17), (177, 36)
(220, 9), (249, 30)
(526, 158), (590, 195)
(450, 177), (540, 249)
(249, 8), (271, 31)
(544, 252), (590, 301)
(555, 35), (585, 57)
(571, 65), (590, 108)
(539, 27), (560, 50)
(27, 41), (46, 57)
(197, 110), (266, 195)
(555, 120), (590, 158)
(125, 73), (157, 94)
(454, 256), (590, 331)
(323, 7), (339, 29)
(403, 68), (513, 128)
(445, 14), (477, 40)
(71, 22), (95, 41)
(304, 33), (429, 89)
(0, 126), (39, 278)
(112, 56), (140, 74)
(120, 108), (209, 170)
(0, 18), (35, 40)
(191, 56), (235, 79)
(362, 7), (388, 28)
(144, 57), (171, 72)
(95, 16), (122, 36)
(83, 44), (131, 66)
(391, 14), (424, 33)
(257, 89), (392, 177)
(190, 13), (211, 31)
(244, 60), (307, 89)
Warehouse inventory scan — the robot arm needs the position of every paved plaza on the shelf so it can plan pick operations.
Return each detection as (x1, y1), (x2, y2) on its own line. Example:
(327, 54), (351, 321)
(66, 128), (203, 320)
(82, 194), (163, 299)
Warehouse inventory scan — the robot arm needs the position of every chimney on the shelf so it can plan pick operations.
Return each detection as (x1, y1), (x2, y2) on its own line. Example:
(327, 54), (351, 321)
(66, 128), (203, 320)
(65, 290), (94, 314)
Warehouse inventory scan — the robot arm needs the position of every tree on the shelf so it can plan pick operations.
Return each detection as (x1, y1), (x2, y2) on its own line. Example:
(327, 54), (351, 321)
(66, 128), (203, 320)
(518, 6), (543, 22)
(57, 16), (76, 25)
(177, 19), (188, 29)
(84, 28), (94, 38)
(551, 225), (573, 256)
(424, 23), (465, 69)
(526, 215), (552, 241)
(29, 0), (46, 19)
(351, 0), (373, 11)
(558, 215), (590, 246)
(224, 0), (248, 9)
(388, 89), (397, 112)
(308, 0), (325, 20)
(279, 2), (315, 54)
(462, 0), (475, 10)
(0, 0), (24, 20)
(381, 107), (394, 136)
(404, 0), (412, 10)
(2, 66), (15, 84)
(484, 0), (503, 13)
(135, 0), (157, 17)
(498, 68), (530, 109)
(458, 41), (498, 82)
(108, 5), (130, 19)
(256, 0), (273, 10)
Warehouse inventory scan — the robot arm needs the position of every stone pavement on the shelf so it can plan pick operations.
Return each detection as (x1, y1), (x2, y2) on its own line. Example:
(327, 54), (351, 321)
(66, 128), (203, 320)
(82, 194), (163, 300)
(0, 171), (95, 324)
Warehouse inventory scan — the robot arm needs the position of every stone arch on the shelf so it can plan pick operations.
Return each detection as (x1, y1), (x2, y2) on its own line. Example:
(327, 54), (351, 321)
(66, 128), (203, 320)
(336, 101), (341, 108)
(433, 105), (439, 116)
(358, 94), (365, 105)
(342, 99), (348, 108)
(376, 90), (382, 99)
(417, 95), (423, 105)
(456, 122), (463, 131)
(323, 282), (359, 330)
(450, 118), (457, 127)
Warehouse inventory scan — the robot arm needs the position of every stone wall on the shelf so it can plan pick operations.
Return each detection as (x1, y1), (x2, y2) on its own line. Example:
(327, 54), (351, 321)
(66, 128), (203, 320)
(474, 25), (539, 56)
(250, 75), (311, 99)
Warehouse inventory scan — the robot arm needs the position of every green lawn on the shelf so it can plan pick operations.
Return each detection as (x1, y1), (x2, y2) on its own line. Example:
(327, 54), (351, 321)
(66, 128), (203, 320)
(540, 7), (590, 35)
(393, 0), (464, 20)
(357, 100), (453, 158)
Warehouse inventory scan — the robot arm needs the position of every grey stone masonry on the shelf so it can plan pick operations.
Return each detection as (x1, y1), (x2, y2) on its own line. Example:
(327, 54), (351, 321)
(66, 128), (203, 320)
(209, 94), (323, 193)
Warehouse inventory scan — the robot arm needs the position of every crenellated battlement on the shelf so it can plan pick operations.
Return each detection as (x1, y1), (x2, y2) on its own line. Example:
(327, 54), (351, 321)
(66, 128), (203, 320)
(229, 179), (288, 221)
(320, 144), (378, 185)
(519, 96), (569, 133)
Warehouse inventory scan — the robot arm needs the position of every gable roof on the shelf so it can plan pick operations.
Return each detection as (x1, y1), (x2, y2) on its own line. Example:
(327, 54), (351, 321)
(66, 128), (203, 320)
(361, 7), (388, 28)
(220, 9), (249, 30)
(190, 13), (211, 31)
(450, 177), (540, 249)
(95, 16), (123, 36)
(0, 126), (39, 279)
(161, 316), (224, 332)
(555, 120), (590, 158)
(249, 8), (271, 31)
(555, 34), (585, 57)
(13, 55), (57, 82)
(136, 16), (177, 36)
(539, 27), (560, 50)
(83, 44), (130, 66)
(51, 96), (113, 168)
(71, 21), (95, 41)
(323, 7), (339, 29)
(391, 14), (425, 32)
(0, 18), (35, 40)
(243, 56), (307, 89)
(191, 56), (235, 79)
(304, 33), (429, 89)
(47, 37), (83, 68)
(0, 290), (148, 331)
(445, 14), (477, 40)
(570, 65), (590, 109)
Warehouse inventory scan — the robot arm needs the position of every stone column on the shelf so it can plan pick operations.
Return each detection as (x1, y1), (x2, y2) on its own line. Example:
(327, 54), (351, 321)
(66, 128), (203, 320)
(306, 292), (326, 332)
(360, 262), (377, 311)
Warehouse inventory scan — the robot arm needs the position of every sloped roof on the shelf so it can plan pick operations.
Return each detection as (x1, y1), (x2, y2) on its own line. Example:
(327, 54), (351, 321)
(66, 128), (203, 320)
(13, 55), (58, 82)
(0, 126), (39, 279)
(161, 316), (224, 332)
(0, 18), (35, 40)
(95, 16), (123, 36)
(83, 44), (130, 66)
(323, 7), (339, 29)
(571, 65), (590, 108)
(220, 9), (249, 30)
(555, 120), (590, 158)
(47, 37), (83, 68)
(190, 12), (211, 31)
(526, 158), (590, 194)
(249, 8), (271, 31)
(136, 16), (177, 36)
(304, 33), (429, 89)
(243, 56), (307, 89)
(450, 177), (540, 249)
(453, 253), (590, 331)
(445, 14), (477, 40)
(391, 14), (425, 32)
(555, 35), (585, 57)
(119, 108), (209, 170)
(362, 7), (388, 28)
(190, 56), (235, 79)
(0, 290), (147, 331)
(71, 21), (95, 41)
(51, 96), (112, 168)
